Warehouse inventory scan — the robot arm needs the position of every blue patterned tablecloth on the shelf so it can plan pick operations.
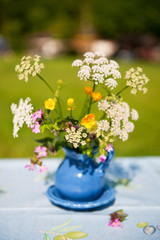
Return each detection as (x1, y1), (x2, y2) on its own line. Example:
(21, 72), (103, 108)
(0, 157), (160, 240)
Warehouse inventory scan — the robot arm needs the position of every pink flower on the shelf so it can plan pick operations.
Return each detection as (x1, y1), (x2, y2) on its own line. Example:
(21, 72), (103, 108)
(108, 218), (123, 228)
(37, 165), (48, 173)
(105, 144), (114, 152)
(32, 109), (43, 122)
(25, 164), (36, 171)
(99, 154), (107, 162)
(34, 146), (48, 158)
(31, 122), (41, 133)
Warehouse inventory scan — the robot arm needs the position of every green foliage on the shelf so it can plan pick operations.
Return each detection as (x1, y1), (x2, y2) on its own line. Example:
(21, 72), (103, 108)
(64, 231), (88, 239)
(40, 218), (88, 240)
(0, 0), (160, 50)
(43, 233), (50, 240)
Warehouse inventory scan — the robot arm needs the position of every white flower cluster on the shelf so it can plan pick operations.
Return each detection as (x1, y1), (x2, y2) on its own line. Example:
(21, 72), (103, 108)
(11, 97), (33, 138)
(72, 52), (121, 89)
(65, 127), (88, 148)
(125, 67), (149, 94)
(15, 55), (44, 82)
(98, 99), (139, 142)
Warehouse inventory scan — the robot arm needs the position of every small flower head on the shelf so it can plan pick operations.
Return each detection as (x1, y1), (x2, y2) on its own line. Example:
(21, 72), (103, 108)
(34, 146), (48, 158)
(91, 92), (103, 101)
(15, 55), (44, 82)
(84, 86), (93, 95)
(31, 121), (41, 133)
(37, 165), (48, 173)
(99, 154), (107, 162)
(57, 79), (63, 85)
(105, 144), (114, 152)
(81, 114), (96, 129)
(108, 218), (123, 228)
(67, 98), (76, 111)
(25, 164), (36, 171)
(44, 98), (57, 110)
(125, 67), (149, 94)
(131, 108), (139, 121)
(32, 109), (43, 122)
(11, 97), (33, 138)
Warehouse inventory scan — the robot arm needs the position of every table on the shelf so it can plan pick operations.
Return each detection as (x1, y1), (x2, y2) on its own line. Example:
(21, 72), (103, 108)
(0, 157), (160, 240)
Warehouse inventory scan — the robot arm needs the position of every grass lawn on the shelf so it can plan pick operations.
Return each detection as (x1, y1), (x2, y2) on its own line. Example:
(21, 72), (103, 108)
(0, 55), (160, 158)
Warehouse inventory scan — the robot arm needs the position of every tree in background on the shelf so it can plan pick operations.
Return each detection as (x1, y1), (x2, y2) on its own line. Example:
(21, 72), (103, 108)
(0, 0), (160, 51)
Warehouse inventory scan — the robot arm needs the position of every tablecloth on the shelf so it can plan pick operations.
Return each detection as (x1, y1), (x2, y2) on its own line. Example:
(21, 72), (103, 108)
(0, 157), (160, 240)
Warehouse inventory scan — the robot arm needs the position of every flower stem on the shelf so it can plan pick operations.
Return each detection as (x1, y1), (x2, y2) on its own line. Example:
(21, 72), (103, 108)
(116, 86), (129, 96)
(57, 97), (63, 118)
(70, 109), (72, 118)
(37, 73), (55, 95)
(79, 94), (89, 120)
(87, 82), (96, 114)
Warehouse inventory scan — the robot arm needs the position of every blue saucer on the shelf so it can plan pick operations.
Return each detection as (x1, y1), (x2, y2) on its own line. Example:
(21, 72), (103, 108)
(46, 185), (115, 210)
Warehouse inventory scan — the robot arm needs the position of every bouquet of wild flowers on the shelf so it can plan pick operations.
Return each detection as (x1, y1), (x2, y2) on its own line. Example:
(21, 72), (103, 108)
(11, 52), (149, 173)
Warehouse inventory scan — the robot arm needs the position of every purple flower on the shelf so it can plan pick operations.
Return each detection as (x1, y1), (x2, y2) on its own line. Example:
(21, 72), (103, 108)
(105, 144), (114, 152)
(108, 218), (123, 228)
(25, 164), (36, 171)
(99, 154), (107, 162)
(34, 146), (48, 158)
(32, 109), (43, 122)
(31, 122), (41, 133)
(37, 165), (48, 173)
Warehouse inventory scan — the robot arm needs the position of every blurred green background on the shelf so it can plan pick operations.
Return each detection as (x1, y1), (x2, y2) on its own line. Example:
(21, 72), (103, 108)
(0, 0), (160, 158)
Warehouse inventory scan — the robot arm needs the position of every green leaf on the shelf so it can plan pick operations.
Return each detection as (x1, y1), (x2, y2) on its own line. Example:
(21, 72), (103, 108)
(62, 225), (82, 232)
(137, 222), (149, 228)
(35, 137), (54, 144)
(64, 231), (88, 239)
(54, 235), (66, 240)
(43, 233), (50, 240)
(49, 218), (72, 232)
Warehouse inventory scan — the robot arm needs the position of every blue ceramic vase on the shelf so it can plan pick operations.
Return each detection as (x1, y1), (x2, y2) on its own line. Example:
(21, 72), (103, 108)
(55, 147), (114, 201)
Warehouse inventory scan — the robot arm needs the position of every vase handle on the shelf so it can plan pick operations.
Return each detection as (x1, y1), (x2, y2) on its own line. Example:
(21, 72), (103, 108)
(96, 148), (115, 174)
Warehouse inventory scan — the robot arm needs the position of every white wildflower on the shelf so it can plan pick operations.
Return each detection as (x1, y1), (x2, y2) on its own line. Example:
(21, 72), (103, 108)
(105, 78), (118, 90)
(98, 100), (110, 111)
(131, 109), (139, 121)
(84, 57), (94, 65)
(110, 69), (121, 79)
(82, 133), (87, 138)
(92, 65), (103, 73)
(120, 131), (129, 142)
(81, 141), (86, 146)
(109, 60), (119, 69)
(72, 59), (83, 67)
(123, 121), (134, 133)
(94, 51), (106, 57)
(94, 57), (108, 65)
(77, 65), (91, 81)
(84, 52), (95, 58)
(65, 127), (86, 149)
(11, 97), (33, 138)
(15, 55), (44, 82)
(97, 120), (110, 132)
(125, 67), (149, 94)
(92, 73), (104, 84)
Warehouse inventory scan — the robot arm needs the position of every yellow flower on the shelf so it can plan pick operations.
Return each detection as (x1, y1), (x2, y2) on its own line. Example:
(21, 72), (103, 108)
(84, 86), (93, 95)
(67, 98), (76, 111)
(81, 114), (96, 129)
(44, 98), (56, 110)
(91, 92), (103, 101)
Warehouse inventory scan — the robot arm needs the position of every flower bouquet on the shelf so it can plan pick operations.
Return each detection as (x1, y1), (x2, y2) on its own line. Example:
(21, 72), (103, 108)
(11, 52), (149, 173)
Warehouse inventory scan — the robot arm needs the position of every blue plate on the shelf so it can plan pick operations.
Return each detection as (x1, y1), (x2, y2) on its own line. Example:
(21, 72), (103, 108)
(46, 185), (115, 210)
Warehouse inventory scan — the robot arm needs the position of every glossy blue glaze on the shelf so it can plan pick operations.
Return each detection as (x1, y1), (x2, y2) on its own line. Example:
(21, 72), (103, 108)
(55, 147), (115, 201)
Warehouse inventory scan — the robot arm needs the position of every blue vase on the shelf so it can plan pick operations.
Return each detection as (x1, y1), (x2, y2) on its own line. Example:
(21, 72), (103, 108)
(55, 147), (114, 201)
